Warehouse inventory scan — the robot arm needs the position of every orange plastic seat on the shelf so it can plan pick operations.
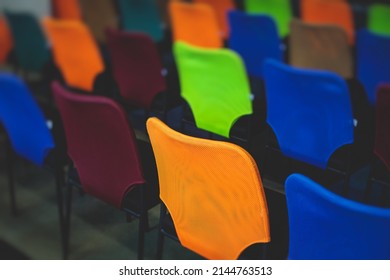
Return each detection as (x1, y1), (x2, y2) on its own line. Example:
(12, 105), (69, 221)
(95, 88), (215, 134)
(169, 1), (222, 48)
(193, 0), (235, 39)
(147, 117), (270, 260)
(0, 17), (13, 63)
(43, 18), (104, 92)
(301, 0), (355, 45)
(52, 0), (82, 20)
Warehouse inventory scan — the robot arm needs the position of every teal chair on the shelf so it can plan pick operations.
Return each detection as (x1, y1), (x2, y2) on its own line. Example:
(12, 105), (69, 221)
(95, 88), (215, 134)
(367, 4), (390, 36)
(117, 0), (164, 42)
(243, 0), (292, 38)
(174, 42), (253, 138)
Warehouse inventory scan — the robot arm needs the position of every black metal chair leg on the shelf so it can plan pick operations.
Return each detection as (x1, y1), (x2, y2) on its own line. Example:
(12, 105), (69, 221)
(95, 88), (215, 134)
(137, 214), (146, 260)
(6, 138), (17, 215)
(63, 183), (73, 259)
(342, 148), (353, 197)
(54, 166), (66, 259)
(156, 230), (165, 260)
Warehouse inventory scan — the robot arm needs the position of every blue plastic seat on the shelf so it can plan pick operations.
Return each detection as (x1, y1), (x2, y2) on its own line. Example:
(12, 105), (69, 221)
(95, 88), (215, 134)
(286, 173), (390, 260)
(263, 60), (354, 169)
(228, 11), (283, 79)
(357, 29), (390, 104)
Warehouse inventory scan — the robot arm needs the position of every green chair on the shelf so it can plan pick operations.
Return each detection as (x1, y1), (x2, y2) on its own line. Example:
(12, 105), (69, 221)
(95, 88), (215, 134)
(367, 4), (390, 36)
(244, 0), (292, 38)
(174, 41), (253, 138)
(117, 0), (164, 42)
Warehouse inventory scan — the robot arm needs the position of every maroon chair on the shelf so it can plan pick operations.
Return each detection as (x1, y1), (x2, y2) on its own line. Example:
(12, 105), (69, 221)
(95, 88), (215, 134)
(52, 81), (159, 259)
(366, 84), (390, 202)
(106, 28), (167, 114)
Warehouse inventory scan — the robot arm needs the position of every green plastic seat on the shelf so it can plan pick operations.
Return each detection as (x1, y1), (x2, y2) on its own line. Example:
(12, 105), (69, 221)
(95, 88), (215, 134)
(174, 42), (253, 138)
(117, 0), (164, 42)
(5, 11), (50, 73)
(244, 0), (292, 38)
(368, 4), (390, 36)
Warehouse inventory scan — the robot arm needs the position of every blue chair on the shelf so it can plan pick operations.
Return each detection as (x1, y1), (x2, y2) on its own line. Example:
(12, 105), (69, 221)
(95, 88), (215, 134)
(228, 11), (283, 79)
(357, 29), (390, 104)
(286, 173), (390, 260)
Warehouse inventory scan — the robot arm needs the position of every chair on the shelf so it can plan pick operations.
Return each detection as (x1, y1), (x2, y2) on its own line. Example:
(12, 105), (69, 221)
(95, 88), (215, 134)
(193, 0), (235, 39)
(117, 0), (163, 42)
(367, 4), (390, 36)
(43, 18), (105, 92)
(0, 17), (13, 64)
(356, 29), (390, 104)
(243, 0), (292, 38)
(4, 11), (50, 73)
(105, 28), (167, 111)
(289, 19), (353, 79)
(169, 1), (222, 48)
(51, 0), (82, 20)
(146, 117), (270, 260)
(78, 0), (119, 44)
(286, 173), (390, 259)
(228, 11), (282, 79)
(52, 81), (159, 259)
(300, 0), (355, 45)
(263, 60), (354, 190)
(174, 41), (252, 138)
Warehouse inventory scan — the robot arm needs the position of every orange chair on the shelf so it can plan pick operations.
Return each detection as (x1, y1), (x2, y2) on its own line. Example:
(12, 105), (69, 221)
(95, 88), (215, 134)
(169, 1), (222, 48)
(147, 117), (270, 260)
(52, 0), (83, 20)
(301, 0), (355, 44)
(193, 0), (235, 39)
(43, 18), (104, 92)
(0, 17), (13, 63)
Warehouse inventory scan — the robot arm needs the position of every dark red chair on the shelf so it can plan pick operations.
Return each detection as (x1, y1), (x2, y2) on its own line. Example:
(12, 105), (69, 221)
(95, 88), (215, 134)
(366, 84), (390, 202)
(52, 81), (159, 259)
(105, 28), (168, 115)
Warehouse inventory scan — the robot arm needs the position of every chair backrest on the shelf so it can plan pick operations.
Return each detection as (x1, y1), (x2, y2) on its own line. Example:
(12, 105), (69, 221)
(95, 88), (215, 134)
(368, 4), (390, 36)
(117, 0), (163, 42)
(5, 11), (50, 73)
(301, 0), (354, 44)
(286, 173), (390, 259)
(193, 0), (235, 39)
(356, 29), (390, 104)
(289, 19), (353, 79)
(0, 74), (54, 166)
(228, 11), (282, 79)
(52, 81), (145, 208)
(147, 117), (270, 260)
(174, 41), (252, 138)
(51, 0), (82, 20)
(374, 84), (390, 172)
(263, 59), (354, 169)
(106, 29), (166, 109)
(169, 1), (222, 48)
(78, 0), (119, 44)
(43, 18), (104, 92)
(243, 0), (292, 38)
(0, 17), (13, 63)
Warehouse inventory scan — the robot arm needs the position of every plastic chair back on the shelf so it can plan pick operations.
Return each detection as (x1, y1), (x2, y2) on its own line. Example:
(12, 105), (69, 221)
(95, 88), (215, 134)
(263, 60), (354, 169)
(147, 117), (270, 260)
(117, 0), (163, 42)
(356, 29), (390, 104)
(5, 11), (50, 72)
(52, 0), (82, 20)
(286, 173), (390, 259)
(368, 4), (390, 36)
(52, 81), (145, 208)
(169, 1), (222, 48)
(106, 29), (166, 109)
(43, 18), (104, 92)
(193, 0), (235, 39)
(0, 74), (54, 166)
(301, 0), (354, 44)
(0, 17), (13, 63)
(174, 42), (252, 137)
(228, 11), (282, 79)
(374, 85), (390, 172)
(243, 0), (292, 38)
(289, 19), (353, 79)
